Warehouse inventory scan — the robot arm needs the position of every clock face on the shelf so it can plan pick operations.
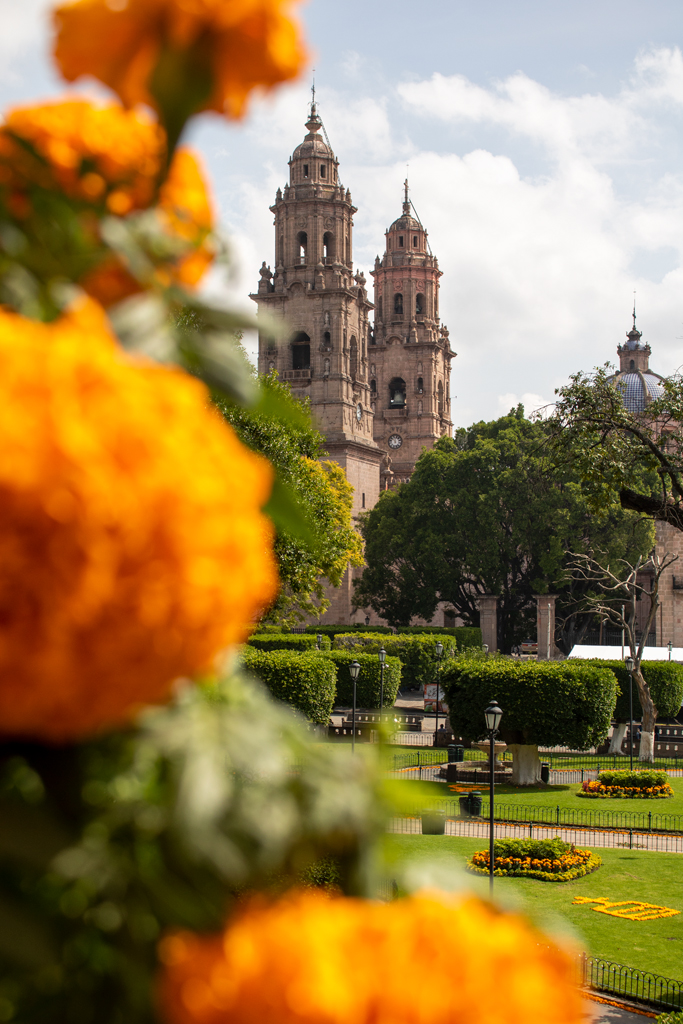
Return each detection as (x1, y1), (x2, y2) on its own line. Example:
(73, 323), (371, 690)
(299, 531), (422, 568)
(356, 403), (362, 422)
(388, 433), (402, 450)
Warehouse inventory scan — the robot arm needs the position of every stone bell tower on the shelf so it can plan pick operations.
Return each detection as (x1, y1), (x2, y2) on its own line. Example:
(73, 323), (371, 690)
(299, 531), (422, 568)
(370, 182), (455, 487)
(251, 100), (383, 620)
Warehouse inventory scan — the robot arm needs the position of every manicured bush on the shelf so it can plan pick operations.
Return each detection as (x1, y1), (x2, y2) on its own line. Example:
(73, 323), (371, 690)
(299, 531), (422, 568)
(253, 623), (291, 634)
(574, 659), (683, 721)
(441, 658), (617, 749)
(247, 633), (331, 653)
(579, 769), (673, 799)
(241, 648), (336, 724)
(467, 837), (601, 882)
(320, 651), (401, 708)
(332, 633), (456, 690)
(396, 627), (483, 650)
(304, 624), (393, 637)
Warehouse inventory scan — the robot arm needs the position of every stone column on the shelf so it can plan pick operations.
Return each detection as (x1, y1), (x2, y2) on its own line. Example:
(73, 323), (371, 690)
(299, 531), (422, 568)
(476, 595), (498, 653)
(534, 594), (558, 660)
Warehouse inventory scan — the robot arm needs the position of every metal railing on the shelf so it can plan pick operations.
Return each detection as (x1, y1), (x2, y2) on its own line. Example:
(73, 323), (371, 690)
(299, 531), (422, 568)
(480, 801), (683, 834)
(580, 955), (683, 1010)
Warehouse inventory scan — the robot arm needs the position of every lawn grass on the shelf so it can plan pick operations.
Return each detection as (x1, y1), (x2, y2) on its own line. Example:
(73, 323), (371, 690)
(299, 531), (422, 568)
(385, 833), (683, 979)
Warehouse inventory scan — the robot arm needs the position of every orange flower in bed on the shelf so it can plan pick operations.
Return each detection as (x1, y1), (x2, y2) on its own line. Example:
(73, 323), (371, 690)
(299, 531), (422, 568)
(0, 297), (277, 742)
(53, 0), (308, 122)
(158, 889), (585, 1024)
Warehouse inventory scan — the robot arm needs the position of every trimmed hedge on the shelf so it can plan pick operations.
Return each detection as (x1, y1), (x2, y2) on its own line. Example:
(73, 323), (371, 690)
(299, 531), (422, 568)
(579, 769), (673, 799)
(332, 633), (456, 690)
(441, 658), (617, 749)
(305, 625), (393, 637)
(572, 660), (683, 721)
(241, 648), (336, 724)
(253, 623), (291, 634)
(396, 627), (483, 649)
(320, 651), (401, 708)
(247, 633), (331, 653)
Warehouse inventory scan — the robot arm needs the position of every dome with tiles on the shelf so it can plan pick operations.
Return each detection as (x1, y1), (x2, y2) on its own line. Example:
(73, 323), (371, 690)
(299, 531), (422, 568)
(609, 319), (665, 414)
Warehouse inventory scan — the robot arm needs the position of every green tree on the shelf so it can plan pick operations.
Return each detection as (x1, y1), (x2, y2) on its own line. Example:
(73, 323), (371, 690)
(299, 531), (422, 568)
(354, 407), (653, 652)
(217, 373), (362, 625)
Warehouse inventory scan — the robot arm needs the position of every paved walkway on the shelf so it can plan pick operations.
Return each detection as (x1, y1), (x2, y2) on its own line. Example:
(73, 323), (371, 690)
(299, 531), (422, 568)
(588, 1000), (654, 1021)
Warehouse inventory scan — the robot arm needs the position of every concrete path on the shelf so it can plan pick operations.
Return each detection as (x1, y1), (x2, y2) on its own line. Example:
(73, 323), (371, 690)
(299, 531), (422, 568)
(587, 999), (655, 1021)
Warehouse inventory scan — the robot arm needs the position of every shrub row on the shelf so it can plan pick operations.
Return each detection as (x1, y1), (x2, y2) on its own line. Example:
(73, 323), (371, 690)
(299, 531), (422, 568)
(441, 658), (617, 749)
(572, 659), (683, 720)
(241, 648), (336, 725)
(304, 625), (394, 637)
(332, 632), (457, 690)
(321, 651), (401, 708)
(247, 633), (332, 653)
(304, 624), (483, 648)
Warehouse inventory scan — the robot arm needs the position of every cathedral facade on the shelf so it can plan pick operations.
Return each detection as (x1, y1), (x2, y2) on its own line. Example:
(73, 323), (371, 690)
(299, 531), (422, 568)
(252, 102), (455, 623)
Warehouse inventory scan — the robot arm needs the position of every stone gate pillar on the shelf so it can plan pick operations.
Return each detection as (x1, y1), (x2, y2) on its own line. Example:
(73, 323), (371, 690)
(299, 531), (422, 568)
(534, 594), (558, 660)
(476, 595), (498, 653)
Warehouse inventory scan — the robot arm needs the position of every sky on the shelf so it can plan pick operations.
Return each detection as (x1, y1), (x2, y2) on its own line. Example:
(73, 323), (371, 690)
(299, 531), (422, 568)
(2, 0), (683, 426)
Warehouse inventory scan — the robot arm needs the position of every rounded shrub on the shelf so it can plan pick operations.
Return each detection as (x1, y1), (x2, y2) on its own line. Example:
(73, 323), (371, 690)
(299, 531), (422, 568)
(247, 633), (331, 653)
(304, 624), (393, 638)
(396, 627), (483, 649)
(241, 648), (336, 724)
(320, 650), (401, 708)
(441, 658), (617, 748)
(572, 660), (683, 721)
(467, 837), (601, 882)
(332, 633), (456, 690)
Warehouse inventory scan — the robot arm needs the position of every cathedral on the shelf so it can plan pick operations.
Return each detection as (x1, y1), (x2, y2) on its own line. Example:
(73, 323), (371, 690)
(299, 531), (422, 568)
(252, 100), (455, 623)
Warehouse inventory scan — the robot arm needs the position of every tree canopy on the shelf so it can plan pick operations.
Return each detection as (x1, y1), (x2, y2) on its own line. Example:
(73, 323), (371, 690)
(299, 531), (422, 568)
(218, 373), (362, 625)
(354, 407), (653, 652)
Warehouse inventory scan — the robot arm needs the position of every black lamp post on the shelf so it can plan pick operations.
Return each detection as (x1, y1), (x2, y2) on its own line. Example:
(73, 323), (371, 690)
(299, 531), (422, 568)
(316, 632), (322, 651)
(669, 640), (673, 662)
(378, 647), (386, 729)
(434, 642), (444, 747)
(625, 655), (635, 770)
(349, 660), (361, 754)
(484, 699), (503, 896)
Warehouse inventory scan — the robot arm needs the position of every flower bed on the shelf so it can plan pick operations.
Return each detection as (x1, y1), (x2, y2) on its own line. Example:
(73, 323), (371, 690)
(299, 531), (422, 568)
(466, 838), (602, 882)
(579, 769), (673, 799)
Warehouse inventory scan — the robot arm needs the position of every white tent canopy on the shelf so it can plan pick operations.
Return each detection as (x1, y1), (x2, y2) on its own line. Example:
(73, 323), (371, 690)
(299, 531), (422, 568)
(568, 645), (683, 662)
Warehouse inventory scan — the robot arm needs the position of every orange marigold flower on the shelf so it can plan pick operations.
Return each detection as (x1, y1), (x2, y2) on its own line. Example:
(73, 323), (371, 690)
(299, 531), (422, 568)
(158, 889), (586, 1024)
(0, 297), (277, 742)
(53, 0), (308, 121)
(0, 98), (165, 209)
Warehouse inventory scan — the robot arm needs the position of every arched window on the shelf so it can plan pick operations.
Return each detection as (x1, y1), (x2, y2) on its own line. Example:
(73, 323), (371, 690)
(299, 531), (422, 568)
(303, 164), (309, 179)
(417, 377), (423, 393)
(416, 293), (425, 316)
(323, 231), (334, 262)
(291, 332), (310, 370)
(630, 359), (635, 370)
(350, 336), (358, 378)
(389, 377), (406, 408)
(320, 164), (326, 178)
(323, 330), (331, 348)
(438, 380), (444, 415)
(297, 231), (307, 265)
(370, 379), (377, 394)
(413, 235), (418, 247)
(394, 293), (403, 315)
(398, 235), (404, 247)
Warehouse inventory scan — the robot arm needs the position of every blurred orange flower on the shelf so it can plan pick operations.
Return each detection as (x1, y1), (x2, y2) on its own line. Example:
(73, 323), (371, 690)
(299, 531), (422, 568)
(0, 297), (277, 742)
(53, 0), (308, 121)
(0, 99), (216, 304)
(158, 889), (586, 1024)
(0, 98), (165, 211)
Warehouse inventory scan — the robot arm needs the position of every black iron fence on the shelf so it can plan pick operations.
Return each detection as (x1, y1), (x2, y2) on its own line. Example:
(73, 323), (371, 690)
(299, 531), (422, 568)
(580, 955), (683, 1010)
(481, 801), (683, 834)
(391, 748), (683, 771)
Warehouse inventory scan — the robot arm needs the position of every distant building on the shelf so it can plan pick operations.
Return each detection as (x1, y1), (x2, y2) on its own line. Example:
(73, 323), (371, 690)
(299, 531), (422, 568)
(252, 100), (455, 624)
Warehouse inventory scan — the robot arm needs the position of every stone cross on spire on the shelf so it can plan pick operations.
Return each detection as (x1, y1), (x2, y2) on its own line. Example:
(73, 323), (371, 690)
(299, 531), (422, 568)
(403, 178), (410, 215)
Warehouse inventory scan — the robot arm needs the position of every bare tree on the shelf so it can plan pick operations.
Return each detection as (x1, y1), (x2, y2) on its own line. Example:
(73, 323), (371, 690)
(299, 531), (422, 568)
(566, 550), (678, 762)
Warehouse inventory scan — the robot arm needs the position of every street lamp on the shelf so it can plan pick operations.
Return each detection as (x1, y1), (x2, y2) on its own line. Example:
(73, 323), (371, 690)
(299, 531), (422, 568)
(625, 655), (635, 771)
(378, 647), (386, 729)
(434, 642), (444, 747)
(316, 632), (323, 651)
(669, 640), (673, 662)
(349, 660), (361, 754)
(484, 700), (503, 896)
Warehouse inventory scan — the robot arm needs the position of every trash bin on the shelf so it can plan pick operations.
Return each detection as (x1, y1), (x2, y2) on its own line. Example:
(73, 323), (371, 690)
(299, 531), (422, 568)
(447, 744), (457, 762)
(540, 762), (550, 784)
(468, 791), (482, 816)
(448, 744), (465, 763)
(458, 795), (470, 818)
(421, 810), (446, 835)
